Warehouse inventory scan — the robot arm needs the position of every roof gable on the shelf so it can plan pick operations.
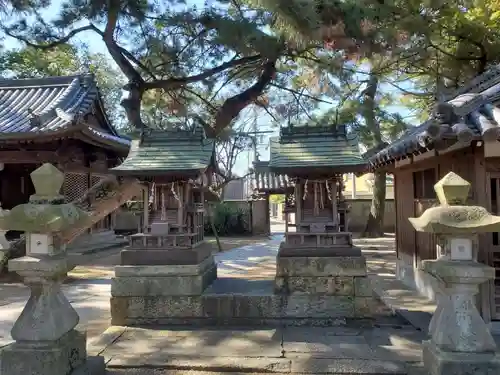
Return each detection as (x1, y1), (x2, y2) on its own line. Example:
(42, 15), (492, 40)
(0, 74), (119, 135)
(269, 125), (366, 171)
(111, 127), (215, 176)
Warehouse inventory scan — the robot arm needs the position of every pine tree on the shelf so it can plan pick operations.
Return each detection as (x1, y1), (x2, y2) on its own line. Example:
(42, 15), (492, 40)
(1, 0), (286, 137)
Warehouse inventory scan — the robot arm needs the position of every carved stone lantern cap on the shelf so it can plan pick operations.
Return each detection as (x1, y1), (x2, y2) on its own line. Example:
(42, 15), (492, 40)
(29, 163), (65, 202)
(0, 163), (89, 233)
(408, 172), (500, 234)
(434, 172), (470, 206)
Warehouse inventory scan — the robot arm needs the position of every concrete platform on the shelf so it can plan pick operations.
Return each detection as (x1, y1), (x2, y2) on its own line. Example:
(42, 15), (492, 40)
(89, 325), (423, 374)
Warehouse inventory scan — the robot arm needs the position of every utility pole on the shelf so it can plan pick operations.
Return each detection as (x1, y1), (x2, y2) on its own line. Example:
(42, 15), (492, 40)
(253, 106), (258, 163)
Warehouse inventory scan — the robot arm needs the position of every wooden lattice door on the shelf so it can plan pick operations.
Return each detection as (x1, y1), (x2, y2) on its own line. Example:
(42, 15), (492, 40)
(90, 173), (111, 231)
(488, 174), (500, 321)
(63, 172), (89, 203)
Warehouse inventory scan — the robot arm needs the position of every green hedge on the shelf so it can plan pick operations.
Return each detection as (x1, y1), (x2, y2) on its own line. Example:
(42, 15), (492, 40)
(205, 202), (251, 236)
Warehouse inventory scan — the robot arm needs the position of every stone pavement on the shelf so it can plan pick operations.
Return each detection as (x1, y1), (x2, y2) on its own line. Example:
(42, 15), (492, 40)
(0, 232), (468, 374)
(90, 324), (427, 374)
(0, 234), (400, 346)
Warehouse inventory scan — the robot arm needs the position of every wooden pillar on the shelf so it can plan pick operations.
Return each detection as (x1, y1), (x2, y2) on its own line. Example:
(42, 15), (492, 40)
(143, 184), (149, 232)
(161, 184), (166, 221)
(185, 183), (191, 233)
(200, 190), (205, 242)
(331, 179), (338, 228)
(177, 183), (183, 226)
(296, 179), (302, 226)
(285, 194), (289, 233)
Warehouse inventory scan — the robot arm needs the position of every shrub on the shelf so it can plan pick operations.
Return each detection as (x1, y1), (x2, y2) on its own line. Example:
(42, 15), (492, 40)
(205, 202), (250, 236)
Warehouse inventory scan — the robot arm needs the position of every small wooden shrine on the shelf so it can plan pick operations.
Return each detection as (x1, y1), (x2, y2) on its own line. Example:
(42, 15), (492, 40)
(269, 124), (366, 253)
(267, 124), (370, 299)
(110, 127), (215, 256)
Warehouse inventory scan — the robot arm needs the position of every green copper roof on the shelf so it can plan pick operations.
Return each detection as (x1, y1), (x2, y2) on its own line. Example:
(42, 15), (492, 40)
(111, 128), (214, 175)
(269, 125), (366, 171)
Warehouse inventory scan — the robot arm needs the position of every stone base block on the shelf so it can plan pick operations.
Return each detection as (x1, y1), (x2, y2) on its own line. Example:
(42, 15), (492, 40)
(274, 275), (373, 296)
(111, 295), (203, 325)
(276, 255), (367, 277)
(0, 329), (86, 375)
(120, 245), (212, 265)
(110, 294), (387, 326)
(423, 340), (500, 375)
(115, 255), (215, 277)
(111, 263), (217, 296)
(278, 245), (362, 257)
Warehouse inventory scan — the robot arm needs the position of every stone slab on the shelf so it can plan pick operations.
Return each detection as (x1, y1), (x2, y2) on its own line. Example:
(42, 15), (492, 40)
(111, 264), (217, 296)
(0, 329), (87, 375)
(422, 340), (500, 375)
(283, 327), (375, 359)
(120, 246), (212, 266)
(291, 358), (408, 374)
(87, 326), (128, 356)
(114, 256), (215, 277)
(276, 256), (367, 277)
(278, 245), (362, 257)
(106, 355), (292, 372)
(100, 327), (283, 359)
(110, 296), (203, 325)
(284, 295), (355, 318)
(274, 276), (355, 295)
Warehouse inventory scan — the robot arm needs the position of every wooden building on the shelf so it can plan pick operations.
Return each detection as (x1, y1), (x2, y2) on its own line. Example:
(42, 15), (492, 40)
(266, 124), (366, 246)
(110, 127), (216, 252)
(0, 74), (130, 240)
(369, 65), (500, 324)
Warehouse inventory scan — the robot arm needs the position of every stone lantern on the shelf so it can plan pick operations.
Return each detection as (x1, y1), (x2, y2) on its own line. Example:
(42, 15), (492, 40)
(0, 163), (103, 375)
(409, 172), (500, 375)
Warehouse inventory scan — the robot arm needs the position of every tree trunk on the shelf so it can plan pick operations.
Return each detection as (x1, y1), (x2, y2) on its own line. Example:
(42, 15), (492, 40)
(361, 69), (386, 238)
(362, 171), (386, 237)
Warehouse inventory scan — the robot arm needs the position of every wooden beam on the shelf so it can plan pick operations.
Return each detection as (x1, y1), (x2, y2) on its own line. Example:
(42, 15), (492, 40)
(412, 149), (436, 163)
(0, 151), (60, 163)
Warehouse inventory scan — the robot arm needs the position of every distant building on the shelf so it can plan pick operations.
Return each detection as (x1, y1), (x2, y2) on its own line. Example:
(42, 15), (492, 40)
(343, 173), (394, 199)
(222, 178), (249, 200)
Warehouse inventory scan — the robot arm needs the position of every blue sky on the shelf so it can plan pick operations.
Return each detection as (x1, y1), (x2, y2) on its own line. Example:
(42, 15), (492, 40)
(2, 0), (420, 175)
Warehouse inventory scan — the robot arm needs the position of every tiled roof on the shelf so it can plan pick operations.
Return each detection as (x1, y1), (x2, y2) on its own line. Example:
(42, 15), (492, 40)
(269, 125), (366, 171)
(252, 161), (294, 193)
(370, 65), (500, 168)
(0, 74), (130, 149)
(111, 127), (214, 176)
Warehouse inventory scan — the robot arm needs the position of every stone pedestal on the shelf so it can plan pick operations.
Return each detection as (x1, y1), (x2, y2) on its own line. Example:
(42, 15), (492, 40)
(420, 259), (500, 375)
(111, 233), (217, 325)
(0, 164), (105, 375)
(274, 243), (378, 318)
(1, 329), (87, 375)
(423, 340), (500, 375)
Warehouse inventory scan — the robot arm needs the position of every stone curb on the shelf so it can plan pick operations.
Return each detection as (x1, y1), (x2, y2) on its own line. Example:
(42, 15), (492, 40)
(106, 356), (292, 372)
(105, 356), (408, 374)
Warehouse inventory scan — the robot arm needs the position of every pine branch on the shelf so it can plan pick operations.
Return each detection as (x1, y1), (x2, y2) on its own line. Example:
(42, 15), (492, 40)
(143, 55), (262, 91)
(270, 83), (333, 104)
(211, 59), (277, 137)
(3, 24), (95, 49)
